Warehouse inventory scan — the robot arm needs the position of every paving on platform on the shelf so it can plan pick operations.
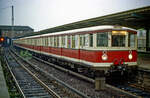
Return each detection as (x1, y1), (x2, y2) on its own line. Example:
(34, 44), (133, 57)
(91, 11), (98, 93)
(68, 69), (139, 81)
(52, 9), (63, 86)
(0, 62), (9, 98)
(138, 53), (150, 70)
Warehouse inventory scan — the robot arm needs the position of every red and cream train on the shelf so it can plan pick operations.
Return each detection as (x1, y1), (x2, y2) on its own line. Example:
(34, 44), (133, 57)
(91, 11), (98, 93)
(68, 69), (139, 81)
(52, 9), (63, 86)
(14, 25), (138, 75)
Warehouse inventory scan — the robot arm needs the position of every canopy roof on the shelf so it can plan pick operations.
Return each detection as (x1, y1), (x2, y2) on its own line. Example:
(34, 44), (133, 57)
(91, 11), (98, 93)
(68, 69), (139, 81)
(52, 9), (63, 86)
(24, 6), (150, 37)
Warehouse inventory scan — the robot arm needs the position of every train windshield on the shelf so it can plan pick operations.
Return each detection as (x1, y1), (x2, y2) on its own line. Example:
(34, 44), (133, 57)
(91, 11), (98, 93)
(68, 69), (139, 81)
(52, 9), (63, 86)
(112, 31), (126, 47)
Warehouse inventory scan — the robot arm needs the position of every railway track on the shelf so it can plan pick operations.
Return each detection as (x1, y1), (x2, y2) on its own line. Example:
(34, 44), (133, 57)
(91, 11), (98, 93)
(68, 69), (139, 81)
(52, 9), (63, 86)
(4, 50), (57, 98)
(128, 68), (150, 96)
(108, 66), (150, 97)
(8, 48), (88, 98)
(11, 47), (144, 98)
(33, 55), (150, 98)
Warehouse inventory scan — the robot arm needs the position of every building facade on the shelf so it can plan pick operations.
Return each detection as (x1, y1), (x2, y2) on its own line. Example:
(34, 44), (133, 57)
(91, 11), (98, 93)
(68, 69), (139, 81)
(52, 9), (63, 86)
(0, 25), (34, 38)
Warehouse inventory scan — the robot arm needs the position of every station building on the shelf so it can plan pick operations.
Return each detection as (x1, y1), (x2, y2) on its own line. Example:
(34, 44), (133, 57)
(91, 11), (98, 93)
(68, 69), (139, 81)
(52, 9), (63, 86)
(0, 25), (34, 38)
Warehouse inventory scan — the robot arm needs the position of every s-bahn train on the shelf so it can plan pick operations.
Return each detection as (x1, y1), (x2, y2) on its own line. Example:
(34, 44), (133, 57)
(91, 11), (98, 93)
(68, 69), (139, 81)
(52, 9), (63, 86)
(14, 25), (138, 77)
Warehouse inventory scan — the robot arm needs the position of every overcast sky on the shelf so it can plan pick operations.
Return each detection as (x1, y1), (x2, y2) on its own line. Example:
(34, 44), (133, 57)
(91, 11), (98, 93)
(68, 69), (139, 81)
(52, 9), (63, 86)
(0, 0), (150, 31)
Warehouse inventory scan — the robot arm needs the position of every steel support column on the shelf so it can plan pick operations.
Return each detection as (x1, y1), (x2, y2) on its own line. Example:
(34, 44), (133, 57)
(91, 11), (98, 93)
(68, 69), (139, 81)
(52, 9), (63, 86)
(94, 70), (105, 90)
(146, 28), (150, 51)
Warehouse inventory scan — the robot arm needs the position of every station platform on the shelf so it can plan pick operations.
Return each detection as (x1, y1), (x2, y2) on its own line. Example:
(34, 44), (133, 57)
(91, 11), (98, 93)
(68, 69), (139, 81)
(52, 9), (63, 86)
(0, 62), (9, 98)
(138, 53), (150, 70)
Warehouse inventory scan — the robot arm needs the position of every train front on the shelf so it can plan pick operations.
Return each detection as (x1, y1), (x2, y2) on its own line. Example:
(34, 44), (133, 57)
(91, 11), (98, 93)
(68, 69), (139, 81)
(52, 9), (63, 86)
(101, 28), (138, 76)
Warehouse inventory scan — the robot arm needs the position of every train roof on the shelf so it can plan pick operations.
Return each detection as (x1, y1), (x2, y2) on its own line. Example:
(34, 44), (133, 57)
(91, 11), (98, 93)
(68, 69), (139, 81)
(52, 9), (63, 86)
(20, 25), (137, 39)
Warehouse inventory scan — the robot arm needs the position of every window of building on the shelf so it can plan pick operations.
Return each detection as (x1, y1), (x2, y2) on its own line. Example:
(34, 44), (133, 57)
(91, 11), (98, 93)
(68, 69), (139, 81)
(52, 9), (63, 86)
(129, 33), (136, 48)
(97, 32), (108, 47)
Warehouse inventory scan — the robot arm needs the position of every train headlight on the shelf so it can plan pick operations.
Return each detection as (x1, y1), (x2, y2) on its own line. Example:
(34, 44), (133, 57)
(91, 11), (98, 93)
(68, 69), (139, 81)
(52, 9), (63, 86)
(128, 54), (133, 60)
(102, 54), (108, 61)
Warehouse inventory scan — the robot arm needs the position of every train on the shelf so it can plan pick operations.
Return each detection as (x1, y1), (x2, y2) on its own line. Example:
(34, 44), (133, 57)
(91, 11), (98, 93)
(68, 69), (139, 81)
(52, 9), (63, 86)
(14, 25), (138, 78)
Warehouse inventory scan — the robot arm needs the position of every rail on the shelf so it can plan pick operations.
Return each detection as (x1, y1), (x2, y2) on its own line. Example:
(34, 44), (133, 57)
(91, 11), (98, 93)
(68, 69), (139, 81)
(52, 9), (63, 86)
(10, 48), (89, 98)
(8, 49), (61, 98)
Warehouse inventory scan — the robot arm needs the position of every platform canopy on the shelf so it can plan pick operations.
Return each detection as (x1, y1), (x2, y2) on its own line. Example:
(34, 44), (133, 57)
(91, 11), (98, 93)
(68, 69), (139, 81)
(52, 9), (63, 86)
(27, 6), (150, 37)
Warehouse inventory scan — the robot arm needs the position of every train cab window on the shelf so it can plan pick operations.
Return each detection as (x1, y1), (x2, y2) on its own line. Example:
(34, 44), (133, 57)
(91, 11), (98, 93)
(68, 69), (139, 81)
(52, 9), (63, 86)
(112, 31), (126, 47)
(72, 35), (75, 48)
(89, 34), (93, 47)
(67, 35), (71, 48)
(97, 32), (108, 47)
(129, 33), (136, 48)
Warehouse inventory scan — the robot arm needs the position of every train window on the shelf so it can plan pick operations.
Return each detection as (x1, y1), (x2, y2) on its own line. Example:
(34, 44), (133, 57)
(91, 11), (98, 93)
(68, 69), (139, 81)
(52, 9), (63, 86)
(57, 36), (59, 47)
(83, 35), (86, 46)
(112, 31), (126, 47)
(49, 37), (51, 46)
(62, 36), (66, 47)
(54, 37), (57, 47)
(80, 35), (83, 47)
(72, 35), (75, 48)
(27, 39), (29, 45)
(44, 37), (46, 46)
(37, 38), (39, 46)
(97, 32), (108, 47)
(67, 35), (71, 48)
(48, 37), (50, 46)
(45, 37), (48, 46)
(51, 37), (54, 47)
(129, 33), (135, 48)
(40, 38), (42, 46)
(75, 35), (79, 48)
(34, 39), (36, 46)
(41, 38), (43, 46)
(43, 37), (45, 46)
(89, 34), (93, 47)
(85, 34), (89, 47)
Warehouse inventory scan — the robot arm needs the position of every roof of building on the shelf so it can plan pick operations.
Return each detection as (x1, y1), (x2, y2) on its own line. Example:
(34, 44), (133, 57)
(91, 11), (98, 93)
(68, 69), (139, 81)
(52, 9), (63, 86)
(0, 25), (34, 31)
